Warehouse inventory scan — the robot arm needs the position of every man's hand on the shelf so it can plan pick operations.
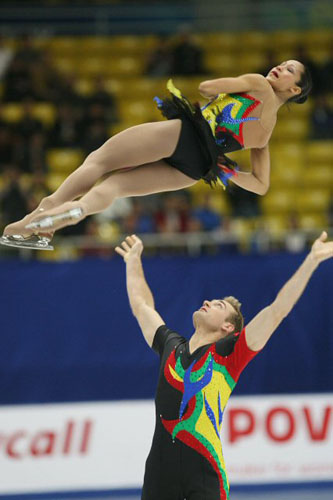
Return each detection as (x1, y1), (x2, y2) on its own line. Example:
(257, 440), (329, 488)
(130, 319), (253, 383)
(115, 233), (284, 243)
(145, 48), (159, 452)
(310, 231), (333, 265)
(115, 234), (143, 262)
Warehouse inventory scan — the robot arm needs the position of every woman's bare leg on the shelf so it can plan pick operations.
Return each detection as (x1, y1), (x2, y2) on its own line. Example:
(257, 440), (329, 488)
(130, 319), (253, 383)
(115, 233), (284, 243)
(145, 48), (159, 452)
(25, 161), (197, 232)
(3, 120), (182, 236)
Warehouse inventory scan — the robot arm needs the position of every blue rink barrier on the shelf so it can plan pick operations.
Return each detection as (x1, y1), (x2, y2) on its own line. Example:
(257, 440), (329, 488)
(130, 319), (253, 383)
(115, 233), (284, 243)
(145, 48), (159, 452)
(1, 482), (333, 499)
(0, 253), (332, 405)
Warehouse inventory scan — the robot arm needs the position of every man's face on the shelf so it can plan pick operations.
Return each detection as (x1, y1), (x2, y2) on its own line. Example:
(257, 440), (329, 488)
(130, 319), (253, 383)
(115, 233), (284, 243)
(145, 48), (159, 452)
(192, 299), (236, 336)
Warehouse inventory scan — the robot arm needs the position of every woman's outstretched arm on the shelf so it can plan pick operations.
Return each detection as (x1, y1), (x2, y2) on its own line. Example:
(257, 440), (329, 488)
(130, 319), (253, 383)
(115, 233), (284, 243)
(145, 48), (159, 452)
(229, 144), (270, 195)
(198, 73), (269, 99)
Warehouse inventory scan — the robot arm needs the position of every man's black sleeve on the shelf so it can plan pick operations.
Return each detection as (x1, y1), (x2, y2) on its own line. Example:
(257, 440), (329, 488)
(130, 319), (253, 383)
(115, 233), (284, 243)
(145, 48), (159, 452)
(152, 324), (182, 357)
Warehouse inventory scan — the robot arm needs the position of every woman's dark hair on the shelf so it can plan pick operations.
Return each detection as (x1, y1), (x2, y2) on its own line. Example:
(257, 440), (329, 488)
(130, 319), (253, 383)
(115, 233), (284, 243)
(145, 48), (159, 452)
(288, 64), (312, 104)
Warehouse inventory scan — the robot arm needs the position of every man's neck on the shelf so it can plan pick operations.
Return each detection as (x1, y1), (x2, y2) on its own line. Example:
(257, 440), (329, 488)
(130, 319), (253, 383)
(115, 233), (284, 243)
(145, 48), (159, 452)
(189, 327), (222, 355)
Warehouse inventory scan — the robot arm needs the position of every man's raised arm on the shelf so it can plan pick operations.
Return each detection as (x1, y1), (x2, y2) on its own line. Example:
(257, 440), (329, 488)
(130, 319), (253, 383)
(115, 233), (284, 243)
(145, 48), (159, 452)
(115, 234), (164, 347)
(246, 231), (333, 351)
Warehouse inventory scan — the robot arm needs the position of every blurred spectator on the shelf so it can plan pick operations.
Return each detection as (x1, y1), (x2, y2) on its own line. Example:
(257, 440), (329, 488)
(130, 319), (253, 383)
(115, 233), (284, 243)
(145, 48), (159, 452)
(0, 166), (29, 227)
(25, 172), (51, 212)
(56, 73), (84, 108)
(79, 103), (109, 154)
(145, 36), (173, 77)
(49, 103), (80, 148)
(294, 45), (321, 95)
(0, 35), (14, 79)
(3, 57), (35, 101)
(86, 77), (119, 123)
(155, 192), (191, 233)
(0, 126), (16, 171)
(14, 34), (42, 65)
(15, 99), (43, 139)
(191, 193), (222, 231)
(310, 95), (333, 139)
(320, 44), (333, 94)
(122, 199), (155, 234)
(226, 184), (261, 218)
(257, 49), (277, 77)
(328, 196), (333, 228)
(13, 132), (47, 174)
(13, 100), (46, 173)
(170, 28), (205, 76)
(285, 212), (306, 253)
(30, 51), (64, 102)
(2, 35), (45, 101)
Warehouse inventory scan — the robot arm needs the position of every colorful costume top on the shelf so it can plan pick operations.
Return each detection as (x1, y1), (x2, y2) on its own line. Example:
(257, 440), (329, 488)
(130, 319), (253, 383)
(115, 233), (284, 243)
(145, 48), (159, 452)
(141, 325), (260, 500)
(155, 80), (261, 189)
(201, 92), (261, 151)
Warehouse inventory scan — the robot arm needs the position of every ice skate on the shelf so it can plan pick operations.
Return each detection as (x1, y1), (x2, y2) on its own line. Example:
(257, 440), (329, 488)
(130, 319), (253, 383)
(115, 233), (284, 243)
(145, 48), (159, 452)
(25, 205), (84, 232)
(0, 234), (54, 251)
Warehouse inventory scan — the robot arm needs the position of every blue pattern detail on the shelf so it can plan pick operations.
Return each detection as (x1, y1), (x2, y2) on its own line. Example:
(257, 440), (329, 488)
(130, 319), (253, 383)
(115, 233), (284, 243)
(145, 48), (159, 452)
(204, 395), (220, 438)
(179, 356), (213, 420)
(218, 393), (223, 427)
(153, 96), (163, 108)
(219, 103), (258, 125)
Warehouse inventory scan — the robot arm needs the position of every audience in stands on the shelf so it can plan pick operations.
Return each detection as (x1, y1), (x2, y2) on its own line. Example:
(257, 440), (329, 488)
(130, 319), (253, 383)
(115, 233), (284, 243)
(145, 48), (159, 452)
(0, 33), (331, 257)
(170, 28), (206, 76)
(310, 95), (333, 139)
(0, 166), (29, 227)
(226, 184), (261, 218)
(145, 36), (173, 77)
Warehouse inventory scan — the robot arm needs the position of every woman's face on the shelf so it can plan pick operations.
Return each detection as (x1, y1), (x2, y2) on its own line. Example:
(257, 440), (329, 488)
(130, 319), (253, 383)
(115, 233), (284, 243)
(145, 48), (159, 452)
(266, 60), (304, 95)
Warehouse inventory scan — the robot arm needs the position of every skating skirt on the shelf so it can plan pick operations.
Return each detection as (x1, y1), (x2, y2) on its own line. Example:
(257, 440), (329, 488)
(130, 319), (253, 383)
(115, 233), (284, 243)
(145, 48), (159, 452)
(155, 82), (240, 188)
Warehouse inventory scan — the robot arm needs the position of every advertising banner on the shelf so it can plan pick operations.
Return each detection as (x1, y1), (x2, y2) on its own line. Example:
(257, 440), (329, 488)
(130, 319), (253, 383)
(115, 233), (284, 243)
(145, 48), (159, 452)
(0, 394), (332, 495)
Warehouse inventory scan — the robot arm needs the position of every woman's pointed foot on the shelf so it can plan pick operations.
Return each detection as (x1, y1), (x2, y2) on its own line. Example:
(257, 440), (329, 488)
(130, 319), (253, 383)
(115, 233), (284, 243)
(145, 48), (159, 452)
(25, 202), (85, 232)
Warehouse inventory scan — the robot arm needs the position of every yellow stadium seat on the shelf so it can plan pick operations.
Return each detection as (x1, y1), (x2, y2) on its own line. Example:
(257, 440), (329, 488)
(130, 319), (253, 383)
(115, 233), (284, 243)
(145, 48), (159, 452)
(237, 53), (267, 74)
(199, 33), (235, 52)
(303, 30), (333, 49)
(33, 103), (56, 126)
(78, 37), (112, 56)
(271, 31), (305, 51)
(106, 57), (143, 77)
(75, 78), (94, 96)
(307, 47), (331, 64)
(278, 98), (313, 118)
(205, 54), (235, 76)
(238, 32), (268, 51)
(262, 214), (288, 235)
(108, 35), (156, 54)
(2, 104), (23, 122)
(47, 149), (84, 173)
(296, 189), (331, 212)
(109, 122), (136, 136)
(306, 141), (333, 163)
(47, 173), (67, 192)
(270, 162), (302, 187)
(301, 166), (332, 188)
(261, 189), (296, 214)
(113, 78), (166, 100)
(48, 37), (80, 56)
(118, 99), (160, 123)
(298, 213), (328, 230)
(273, 118), (309, 140)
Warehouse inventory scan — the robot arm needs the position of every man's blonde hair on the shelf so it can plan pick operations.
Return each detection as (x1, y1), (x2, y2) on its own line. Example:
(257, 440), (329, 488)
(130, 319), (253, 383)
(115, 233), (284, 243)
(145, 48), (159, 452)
(223, 296), (244, 334)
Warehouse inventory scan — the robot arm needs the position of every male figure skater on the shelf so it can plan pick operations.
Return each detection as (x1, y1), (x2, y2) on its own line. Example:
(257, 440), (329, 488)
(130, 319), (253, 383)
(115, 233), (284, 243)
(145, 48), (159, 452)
(115, 232), (333, 500)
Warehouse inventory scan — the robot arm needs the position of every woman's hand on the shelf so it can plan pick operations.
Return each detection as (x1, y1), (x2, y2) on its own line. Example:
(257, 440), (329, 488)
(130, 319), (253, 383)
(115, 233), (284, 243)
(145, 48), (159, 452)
(115, 234), (144, 262)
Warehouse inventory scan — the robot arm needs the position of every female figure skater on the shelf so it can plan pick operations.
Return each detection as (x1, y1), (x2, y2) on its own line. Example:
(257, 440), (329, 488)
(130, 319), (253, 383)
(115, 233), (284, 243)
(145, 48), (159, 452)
(0, 60), (311, 250)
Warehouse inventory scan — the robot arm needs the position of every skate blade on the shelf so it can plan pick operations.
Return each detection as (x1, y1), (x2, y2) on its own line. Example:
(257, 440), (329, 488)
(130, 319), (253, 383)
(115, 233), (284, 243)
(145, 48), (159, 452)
(25, 207), (83, 230)
(0, 235), (54, 251)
